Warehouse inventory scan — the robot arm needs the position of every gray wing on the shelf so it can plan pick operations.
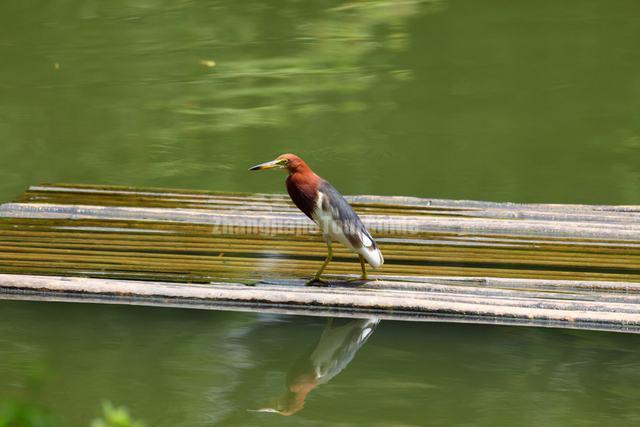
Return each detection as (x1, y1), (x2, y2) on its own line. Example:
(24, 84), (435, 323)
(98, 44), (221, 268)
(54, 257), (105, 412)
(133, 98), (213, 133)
(318, 180), (377, 250)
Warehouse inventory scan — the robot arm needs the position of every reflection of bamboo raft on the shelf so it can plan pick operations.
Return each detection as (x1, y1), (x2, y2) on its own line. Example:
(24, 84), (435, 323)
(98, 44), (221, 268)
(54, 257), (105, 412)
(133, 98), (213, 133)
(1, 183), (640, 332)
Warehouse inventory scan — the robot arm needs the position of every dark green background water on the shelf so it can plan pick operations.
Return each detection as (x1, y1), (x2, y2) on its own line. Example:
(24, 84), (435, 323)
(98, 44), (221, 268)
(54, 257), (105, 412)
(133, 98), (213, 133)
(2, 0), (640, 204)
(1, 0), (640, 425)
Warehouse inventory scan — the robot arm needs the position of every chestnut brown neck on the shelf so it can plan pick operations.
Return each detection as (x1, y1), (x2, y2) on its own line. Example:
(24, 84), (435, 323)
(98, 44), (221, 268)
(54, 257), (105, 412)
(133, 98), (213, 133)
(286, 157), (311, 175)
(288, 164), (321, 188)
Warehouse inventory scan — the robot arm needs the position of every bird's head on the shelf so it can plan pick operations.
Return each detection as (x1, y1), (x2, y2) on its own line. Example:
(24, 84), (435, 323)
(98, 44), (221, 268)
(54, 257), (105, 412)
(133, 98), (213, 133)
(248, 373), (317, 416)
(249, 153), (307, 174)
(248, 391), (306, 417)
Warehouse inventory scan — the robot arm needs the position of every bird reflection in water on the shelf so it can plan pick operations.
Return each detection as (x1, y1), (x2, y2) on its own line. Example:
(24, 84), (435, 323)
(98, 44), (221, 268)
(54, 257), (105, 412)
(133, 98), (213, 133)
(253, 317), (379, 416)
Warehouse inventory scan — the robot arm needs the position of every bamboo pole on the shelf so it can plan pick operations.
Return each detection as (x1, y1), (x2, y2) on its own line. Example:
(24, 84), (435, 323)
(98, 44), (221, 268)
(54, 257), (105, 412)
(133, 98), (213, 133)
(1, 183), (640, 332)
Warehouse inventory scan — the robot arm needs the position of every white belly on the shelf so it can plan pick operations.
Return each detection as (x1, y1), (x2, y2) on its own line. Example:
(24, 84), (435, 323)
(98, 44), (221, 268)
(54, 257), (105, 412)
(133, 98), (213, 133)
(312, 198), (351, 247)
(311, 192), (384, 269)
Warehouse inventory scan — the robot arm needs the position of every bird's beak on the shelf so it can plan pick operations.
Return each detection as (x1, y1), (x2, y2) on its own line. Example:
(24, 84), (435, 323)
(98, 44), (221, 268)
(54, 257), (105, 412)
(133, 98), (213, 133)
(247, 408), (285, 415)
(249, 159), (282, 171)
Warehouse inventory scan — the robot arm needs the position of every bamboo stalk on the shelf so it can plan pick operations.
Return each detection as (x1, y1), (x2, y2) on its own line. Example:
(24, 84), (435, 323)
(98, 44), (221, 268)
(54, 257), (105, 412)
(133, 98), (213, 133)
(2, 274), (640, 334)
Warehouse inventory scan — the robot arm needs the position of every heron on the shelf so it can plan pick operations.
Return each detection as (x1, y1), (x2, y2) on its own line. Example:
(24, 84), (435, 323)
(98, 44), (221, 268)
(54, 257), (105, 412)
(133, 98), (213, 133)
(250, 153), (384, 284)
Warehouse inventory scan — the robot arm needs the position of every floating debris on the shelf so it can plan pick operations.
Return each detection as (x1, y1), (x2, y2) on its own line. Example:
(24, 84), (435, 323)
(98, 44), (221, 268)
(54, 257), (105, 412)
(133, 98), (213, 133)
(199, 59), (216, 68)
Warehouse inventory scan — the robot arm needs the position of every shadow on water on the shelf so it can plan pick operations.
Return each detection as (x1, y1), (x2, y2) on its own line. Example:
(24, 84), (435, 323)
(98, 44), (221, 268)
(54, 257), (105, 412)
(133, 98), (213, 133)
(250, 317), (379, 416)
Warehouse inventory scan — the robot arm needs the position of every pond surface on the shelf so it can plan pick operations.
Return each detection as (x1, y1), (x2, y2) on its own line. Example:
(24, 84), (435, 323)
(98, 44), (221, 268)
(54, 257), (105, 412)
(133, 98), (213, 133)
(1, 0), (640, 425)
(1, 0), (640, 204)
(1, 300), (640, 427)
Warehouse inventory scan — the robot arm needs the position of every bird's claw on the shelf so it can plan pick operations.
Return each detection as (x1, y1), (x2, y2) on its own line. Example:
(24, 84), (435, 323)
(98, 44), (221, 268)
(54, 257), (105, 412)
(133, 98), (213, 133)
(305, 277), (329, 286)
(346, 276), (370, 284)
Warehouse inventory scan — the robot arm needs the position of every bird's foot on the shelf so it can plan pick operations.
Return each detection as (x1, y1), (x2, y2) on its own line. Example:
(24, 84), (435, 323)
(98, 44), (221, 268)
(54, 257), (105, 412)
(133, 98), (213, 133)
(305, 277), (329, 286)
(346, 275), (371, 284)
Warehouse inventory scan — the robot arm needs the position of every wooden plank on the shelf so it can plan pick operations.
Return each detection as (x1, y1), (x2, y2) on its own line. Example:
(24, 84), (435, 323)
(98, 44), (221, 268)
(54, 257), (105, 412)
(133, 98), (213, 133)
(0, 183), (639, 333)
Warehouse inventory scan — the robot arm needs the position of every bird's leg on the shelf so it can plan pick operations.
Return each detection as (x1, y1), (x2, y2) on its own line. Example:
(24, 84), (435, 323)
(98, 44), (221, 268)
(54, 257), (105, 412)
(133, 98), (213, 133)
(306, 242), (332, 285)
(359, 255), (368, 280)
(347, 255), (369, 282)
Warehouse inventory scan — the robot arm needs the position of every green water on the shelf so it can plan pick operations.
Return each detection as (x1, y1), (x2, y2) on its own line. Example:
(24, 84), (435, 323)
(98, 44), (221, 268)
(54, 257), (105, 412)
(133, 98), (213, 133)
(2, 300), (640, 427)
(1, 0), (640, 204)
(2, 0), (640, 425)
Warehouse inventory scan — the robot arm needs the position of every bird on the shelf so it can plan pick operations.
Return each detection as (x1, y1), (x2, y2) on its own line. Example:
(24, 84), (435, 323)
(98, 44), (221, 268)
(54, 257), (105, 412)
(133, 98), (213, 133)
(249, 153), (384, 284)
(252, 317), (379, 416)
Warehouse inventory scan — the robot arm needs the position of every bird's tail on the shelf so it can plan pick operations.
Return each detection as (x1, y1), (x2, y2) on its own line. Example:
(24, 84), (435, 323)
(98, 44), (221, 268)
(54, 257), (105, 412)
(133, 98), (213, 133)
(360, 245), (384, 269)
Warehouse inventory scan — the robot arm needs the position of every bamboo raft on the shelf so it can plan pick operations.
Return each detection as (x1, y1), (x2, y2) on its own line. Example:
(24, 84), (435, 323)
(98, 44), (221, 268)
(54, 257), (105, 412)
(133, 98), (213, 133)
(1, 183), (640, 333)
